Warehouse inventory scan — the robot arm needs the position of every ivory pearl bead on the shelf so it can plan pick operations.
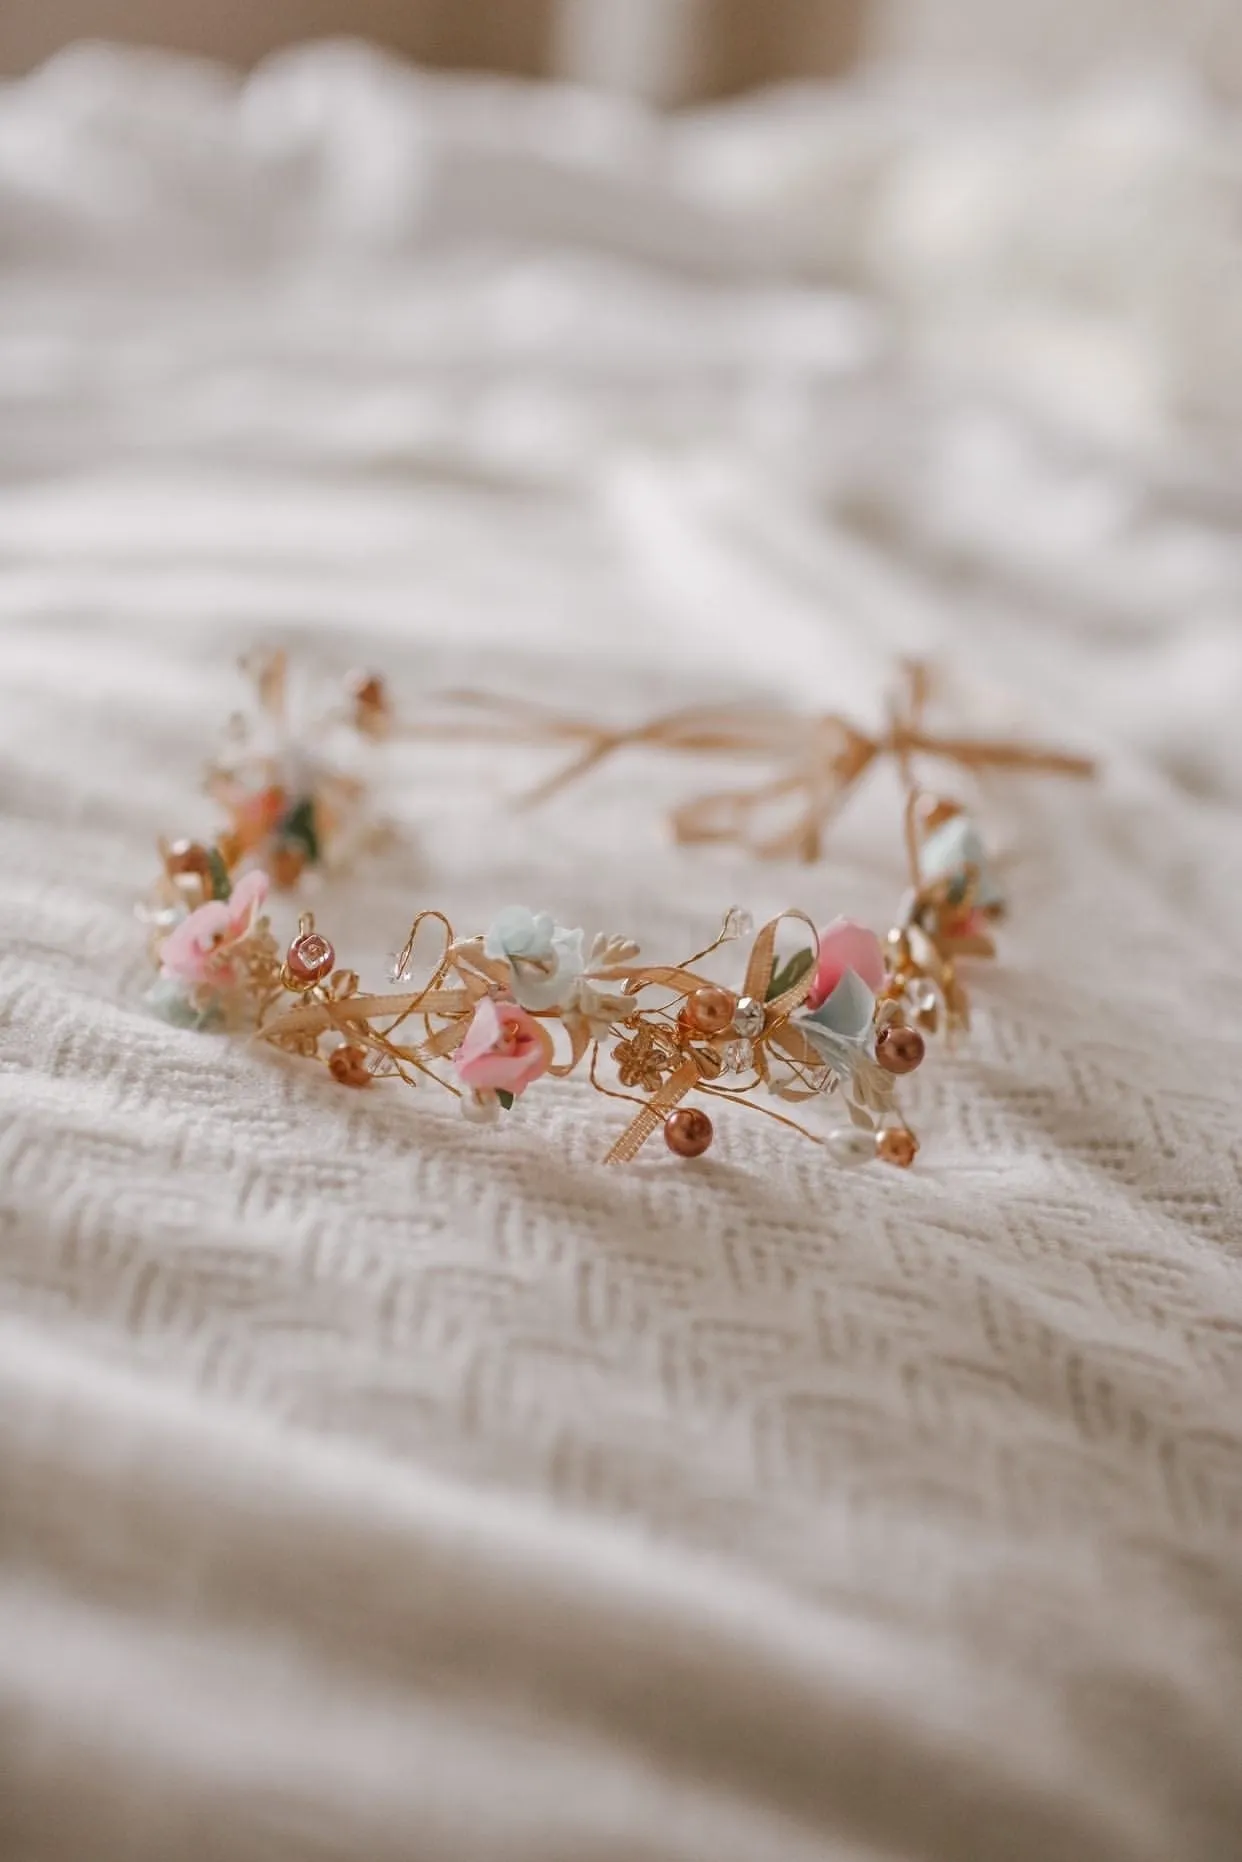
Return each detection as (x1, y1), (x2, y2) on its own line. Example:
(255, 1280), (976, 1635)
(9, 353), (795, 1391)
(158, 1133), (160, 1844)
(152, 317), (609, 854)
(686, 986), (736, 1037)
(876, 1024), (925, 1075)
(460, 1089), (500, 1125)
(286, 930), (336, 986)
(825, 1128), (875, 1168)
(664, 1107), (714, 1158)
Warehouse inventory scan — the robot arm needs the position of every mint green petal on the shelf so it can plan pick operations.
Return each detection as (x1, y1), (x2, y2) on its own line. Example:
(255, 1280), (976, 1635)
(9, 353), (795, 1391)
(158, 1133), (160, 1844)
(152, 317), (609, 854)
(484, 905), (554, 961)
(144, 977), (223, 1032)
(483, 907), (524, 959)
(552, 925), (586, 972)
(921, 816), (1003, 908)
(509, 923), (584, 1012)
(798, 1020), (854, 1080)
(806, 967), (875, 1040)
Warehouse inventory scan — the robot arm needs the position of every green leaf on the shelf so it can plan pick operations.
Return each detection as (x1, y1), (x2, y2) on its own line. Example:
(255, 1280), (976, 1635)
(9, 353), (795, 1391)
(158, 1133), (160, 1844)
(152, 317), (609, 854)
(279, 794), (320, 863)
(495, 1089), (515, 1111)
(206, 846), (232, 901)
(766, 946), (815, 1001)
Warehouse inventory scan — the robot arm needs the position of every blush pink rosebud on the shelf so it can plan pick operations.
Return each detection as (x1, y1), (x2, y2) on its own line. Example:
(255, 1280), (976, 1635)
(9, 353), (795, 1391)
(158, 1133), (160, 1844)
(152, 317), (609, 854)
(805, 916), (886, 1012)
(454, 997), (554, 1096)
(158, 869), (269, 989)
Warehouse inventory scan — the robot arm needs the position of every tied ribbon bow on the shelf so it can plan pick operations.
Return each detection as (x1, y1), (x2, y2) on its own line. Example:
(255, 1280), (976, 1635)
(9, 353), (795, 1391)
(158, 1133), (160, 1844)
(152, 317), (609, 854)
(412, 665), (1094, 863)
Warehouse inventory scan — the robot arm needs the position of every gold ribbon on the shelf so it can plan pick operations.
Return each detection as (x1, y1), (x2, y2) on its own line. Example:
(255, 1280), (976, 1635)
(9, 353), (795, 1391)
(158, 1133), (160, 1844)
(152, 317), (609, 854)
(409, 665), (1094, 863)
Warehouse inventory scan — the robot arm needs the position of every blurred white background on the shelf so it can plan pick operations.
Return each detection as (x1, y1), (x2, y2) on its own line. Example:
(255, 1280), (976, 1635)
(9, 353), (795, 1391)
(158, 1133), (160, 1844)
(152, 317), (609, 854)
(3, 0), (1242, 98)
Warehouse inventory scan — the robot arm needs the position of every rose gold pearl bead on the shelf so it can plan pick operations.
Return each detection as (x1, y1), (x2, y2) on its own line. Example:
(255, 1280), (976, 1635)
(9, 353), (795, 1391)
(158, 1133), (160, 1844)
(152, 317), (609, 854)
(286, 930), (336, 986)
(686, 986), (736, 1037)
(165, 839), (213, 880)
(267, 843), (306, 890)
(328, 1044), (371, 1088)
(876, 1127), (919, 1168)
(664, 1107), (714, 1158)
(876, 1024), (925, 1075)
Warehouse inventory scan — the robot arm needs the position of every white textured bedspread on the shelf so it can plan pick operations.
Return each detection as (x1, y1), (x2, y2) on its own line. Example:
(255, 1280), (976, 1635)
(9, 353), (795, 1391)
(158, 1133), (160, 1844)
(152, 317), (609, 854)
(2, 43), (1242, 1862)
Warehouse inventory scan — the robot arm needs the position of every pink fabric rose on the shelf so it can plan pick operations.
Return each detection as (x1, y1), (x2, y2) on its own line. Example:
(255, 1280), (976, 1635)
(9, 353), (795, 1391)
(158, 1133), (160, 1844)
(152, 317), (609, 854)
(455, 997), (554, 1096)
(805, 916), (886, 1011)
(158, 869), (269, 988)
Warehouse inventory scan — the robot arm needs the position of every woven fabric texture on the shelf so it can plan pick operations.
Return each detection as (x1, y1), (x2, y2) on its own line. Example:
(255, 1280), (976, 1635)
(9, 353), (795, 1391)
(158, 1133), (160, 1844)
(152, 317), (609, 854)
(2, 45), (1241, 1862)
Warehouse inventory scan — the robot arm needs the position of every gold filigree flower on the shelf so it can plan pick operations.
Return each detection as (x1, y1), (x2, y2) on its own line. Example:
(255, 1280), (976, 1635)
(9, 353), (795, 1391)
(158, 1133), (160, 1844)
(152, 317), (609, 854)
(612, 1024), (675, 1092)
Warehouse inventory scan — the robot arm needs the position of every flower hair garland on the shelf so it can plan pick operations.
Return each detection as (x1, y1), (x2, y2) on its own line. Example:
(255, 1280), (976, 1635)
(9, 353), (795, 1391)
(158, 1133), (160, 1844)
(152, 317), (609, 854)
(134, 653), (1068, 1167)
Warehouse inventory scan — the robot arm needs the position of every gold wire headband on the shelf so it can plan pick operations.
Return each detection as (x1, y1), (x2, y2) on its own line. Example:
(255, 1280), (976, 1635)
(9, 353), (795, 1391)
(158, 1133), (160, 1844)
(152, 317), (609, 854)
(137, 652), (1092, 1168)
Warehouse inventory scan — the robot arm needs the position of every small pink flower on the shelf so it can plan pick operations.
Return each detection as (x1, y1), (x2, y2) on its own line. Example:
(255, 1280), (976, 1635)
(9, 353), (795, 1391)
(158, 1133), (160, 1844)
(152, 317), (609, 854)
(805, 916), (886, 1011)
(455, 997), (554, 1096)
(159, 869), (269, 989)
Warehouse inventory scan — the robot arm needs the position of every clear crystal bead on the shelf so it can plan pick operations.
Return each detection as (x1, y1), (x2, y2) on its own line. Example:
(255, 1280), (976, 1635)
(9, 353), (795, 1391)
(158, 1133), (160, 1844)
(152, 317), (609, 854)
(732, 995), (766, 1039)
(722, 906), (753, 940)
(721, 1037), (754, 1075)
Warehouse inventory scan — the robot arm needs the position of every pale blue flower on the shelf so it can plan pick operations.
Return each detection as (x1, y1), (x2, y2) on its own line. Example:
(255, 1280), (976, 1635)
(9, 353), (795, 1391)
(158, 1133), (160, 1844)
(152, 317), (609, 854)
(485, 907), (556, 963)
(144, 976), (224, 1033)
(796, 966), (876, 1083)
(484, 905), (585, 1012)
(921, 814), (1003, 910)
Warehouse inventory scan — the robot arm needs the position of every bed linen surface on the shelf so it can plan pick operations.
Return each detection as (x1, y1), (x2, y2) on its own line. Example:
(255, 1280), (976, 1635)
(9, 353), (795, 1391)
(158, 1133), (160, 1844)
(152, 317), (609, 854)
(2, 43), (1242, 1862)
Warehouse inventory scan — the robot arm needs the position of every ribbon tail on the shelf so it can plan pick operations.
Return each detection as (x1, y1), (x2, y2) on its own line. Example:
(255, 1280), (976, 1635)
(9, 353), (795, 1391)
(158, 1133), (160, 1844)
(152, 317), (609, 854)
(417, 1022), (470, 1064)
(604, 1057), (700, 1165)
(516, 735), (624, 808)
(550, 1018), (592, 1078)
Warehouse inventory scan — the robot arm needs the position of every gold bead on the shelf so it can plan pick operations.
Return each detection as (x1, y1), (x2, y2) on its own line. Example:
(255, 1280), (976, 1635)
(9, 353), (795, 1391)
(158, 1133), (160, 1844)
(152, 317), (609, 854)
(664, 1107), (714, 1158)
(686, 986), (736, 1037)
(328, 1044), (372, 1088)
(876, 1127), (918, 1168)
(876, 1024), (925, 1075)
